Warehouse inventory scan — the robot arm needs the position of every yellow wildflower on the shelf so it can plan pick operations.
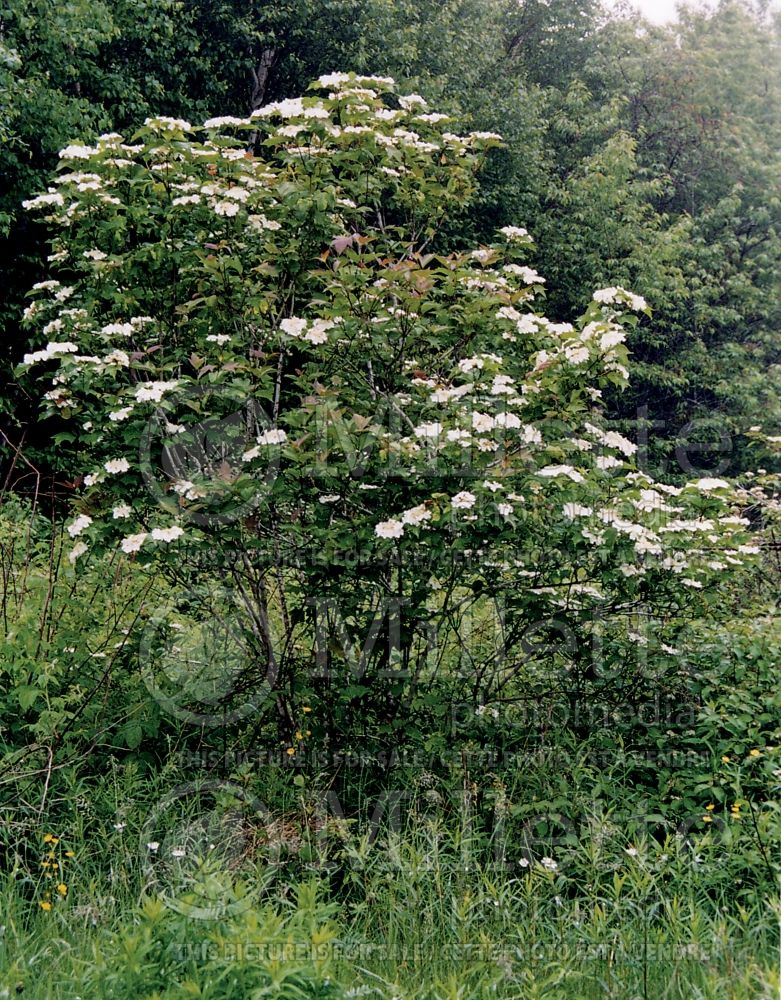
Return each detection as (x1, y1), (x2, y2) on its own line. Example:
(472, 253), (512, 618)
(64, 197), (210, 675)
(56, 883), (67, 896)
(39, 901), (52, 911)
(706, 803), (715, 811)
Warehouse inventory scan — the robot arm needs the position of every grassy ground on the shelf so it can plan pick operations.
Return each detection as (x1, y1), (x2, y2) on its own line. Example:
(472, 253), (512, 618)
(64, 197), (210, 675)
(1, 767), (778, 1000)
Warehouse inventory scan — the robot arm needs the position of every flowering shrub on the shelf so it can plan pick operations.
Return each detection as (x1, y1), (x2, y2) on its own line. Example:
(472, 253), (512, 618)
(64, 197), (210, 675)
(19, 74), (761, 743)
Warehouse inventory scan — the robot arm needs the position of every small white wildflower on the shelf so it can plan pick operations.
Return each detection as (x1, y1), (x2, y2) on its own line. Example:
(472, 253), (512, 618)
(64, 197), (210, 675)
(375, 519), (404, 539)
(151, 526), (184, 543)
(451, 491), (476, 509)
(67, 514), (92, 538)
(68, 541), (88, 564)
(121, 533), (147, 554)
(104, 458), (130, 475)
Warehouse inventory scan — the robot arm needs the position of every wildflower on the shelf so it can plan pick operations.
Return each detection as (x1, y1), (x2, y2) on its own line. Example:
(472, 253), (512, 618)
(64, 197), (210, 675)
(721, 755), (731, 763)
(538, 464), (584, 483)
(213, 200), (240, 217)
(702, 815), (713, 823)
(749, 748), (762, 757)
(113, 822), (126, 831)
(625, 847), (638, 857)
(121, 533), (147, 554)
(56, 883), (67, 896)
(108, 407), (133, 422)
(39, 901), (52, 911)
(147, 842), (160, 852)
(451, 491), (476, 509)
(706, 804), (715, 811)
(414, 422), (443, 438)
(151, 526), (184, 543)
(375, 519), (404, 539)
(43, 834), (58, 844)
(286, 747), (296, 756)
(256, 428), (287, 446)
(540, 857), (558, 872)
(135, 381), (178, 403)
(302, 706), (312, 713)
(498, 226), (531, 241)
(59, 144), (95, 159)
(171, 848), (186, 859)
(68, 542), (88, 564)
(401, 505), (431, 526)
(112, 505), (131, 519)
(694, 478), (730, 491)
(562, 503), (592, 519)
(104, 458), (130, 475)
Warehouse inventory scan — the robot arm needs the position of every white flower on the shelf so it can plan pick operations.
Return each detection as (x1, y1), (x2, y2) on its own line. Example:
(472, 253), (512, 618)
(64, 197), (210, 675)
(68, 541), (88, 564)
(135, 381), (178, 403)
(256, 428), (287, 446)
(213, 200), (240, 217)
(104, 458), (130, 475)
(401, 505), (431, 526)
(121, 533), (148, 554)
(498, 225), (531, 241)
(414, 422), (443, 439)
(109, 407), (133, 422)
(83, 249), (107, 261)
(319, 494), (340, 504)
(318, 72), (352, 88)
(171, 847), (186, 859)
(565, 346), (590, 365)
(112, 505), (132, 519)
(375, 519), (404, 539)
(483, 480), (503, 492)
(304, 319), (334, 345)
(59, 144), (95, 160)
(472, 412), (495, 433)
(600, 330), (626, 351)
(540, 857), (558, 872)
(144, 116), (192, 131)
(280, 317), (308, 337)
(625, 847), (639, 857)
(682, 578), (704, 589)
(67, 514), (92, 537)
(101, 322), (135, 337)
(113, 822), (126, 832)
(593, 287), (619, 304)
(206, 334), (231, 345)
(563, 503), (592, 519)
(203, 115), (247, 128)
(538, 465), (584, 483)
(451, 491), (476, 509)
(104, 349), (130, 366)
(399, 93), (428, 110)
(603, 431), (637, 456)
(497, 503), (513, 517)
(694, 478), (730, 491)
(23, 191), (65, 210)
(146, 841), (160, 852)
(151, 526), (184, 543)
